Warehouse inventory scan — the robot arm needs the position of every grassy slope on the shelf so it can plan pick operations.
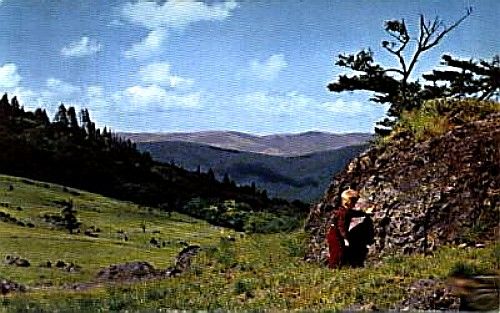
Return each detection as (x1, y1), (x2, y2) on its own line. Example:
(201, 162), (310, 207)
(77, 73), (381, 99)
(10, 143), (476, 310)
(0, 175), (227, 286)
(0, 174), (497, 312)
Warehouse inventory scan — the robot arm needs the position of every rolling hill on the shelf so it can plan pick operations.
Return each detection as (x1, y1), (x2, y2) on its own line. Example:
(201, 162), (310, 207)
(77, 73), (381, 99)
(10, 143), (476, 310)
(135, 140), (368, 202)
(0, 94), (304, 230)
(120, 131), (372, 156)
(1, 174), (496, 312)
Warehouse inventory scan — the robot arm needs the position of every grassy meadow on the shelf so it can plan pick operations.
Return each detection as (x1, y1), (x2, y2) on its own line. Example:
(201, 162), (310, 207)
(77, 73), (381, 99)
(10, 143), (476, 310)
(0, 174), (497, 312)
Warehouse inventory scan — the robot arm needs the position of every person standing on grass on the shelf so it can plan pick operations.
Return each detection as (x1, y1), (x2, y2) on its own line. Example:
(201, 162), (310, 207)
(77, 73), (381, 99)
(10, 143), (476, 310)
(326, 188), (366, 269)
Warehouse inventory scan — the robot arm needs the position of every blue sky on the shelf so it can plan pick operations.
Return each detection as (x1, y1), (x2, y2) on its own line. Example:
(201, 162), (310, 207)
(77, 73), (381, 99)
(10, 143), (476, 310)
(0, 0), (498, 134)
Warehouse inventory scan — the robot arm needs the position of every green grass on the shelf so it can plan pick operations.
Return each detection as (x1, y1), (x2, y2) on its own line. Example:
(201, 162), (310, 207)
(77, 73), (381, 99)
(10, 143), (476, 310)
(0, 175), (228, 287)
(397, 98), (500, 142)
(0, 174), (498, 312)
(375, 98), (500, 145)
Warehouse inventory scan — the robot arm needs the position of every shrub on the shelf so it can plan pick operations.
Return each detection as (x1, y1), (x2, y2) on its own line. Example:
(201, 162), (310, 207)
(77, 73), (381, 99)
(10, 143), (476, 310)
(234, 278), (256, 297)
(215, 238), (237, 268)
(396, 98), (500, 142)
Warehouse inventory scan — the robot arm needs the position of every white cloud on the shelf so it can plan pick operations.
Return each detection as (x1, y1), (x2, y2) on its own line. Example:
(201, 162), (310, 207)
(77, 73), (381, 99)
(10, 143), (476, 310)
(0, 63), (22, 88)
(45, 78), (81, 95)
(234, 90), (384, 117)
(115, 84), (201, 111)
(87, 85), (104, 99)
(121, 0), (238, 30)
(138, 62), (194, 89)
(124, 28), (167, 59)
(61, 36), (102, 57)
(168, 76), (195, 90)
(322, 99), (365, 114)
(248, 54), (287, 81)
(121, 0), (238, 59)
(235, 90), (317, 116)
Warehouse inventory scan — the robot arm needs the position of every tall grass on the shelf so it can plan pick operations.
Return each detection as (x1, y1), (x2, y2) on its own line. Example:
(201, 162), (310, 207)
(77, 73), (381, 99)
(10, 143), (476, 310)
(396, 98), (500, 142)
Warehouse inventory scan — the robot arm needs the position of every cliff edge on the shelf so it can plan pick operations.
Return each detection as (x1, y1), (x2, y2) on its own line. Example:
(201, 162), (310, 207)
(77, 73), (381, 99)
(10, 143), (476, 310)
(305, 99), (500, 264)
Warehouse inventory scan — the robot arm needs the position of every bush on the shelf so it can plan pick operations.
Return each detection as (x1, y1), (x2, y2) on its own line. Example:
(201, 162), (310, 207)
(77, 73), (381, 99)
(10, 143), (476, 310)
(216, 237), (237, 268)
(234, 278), (256, 297)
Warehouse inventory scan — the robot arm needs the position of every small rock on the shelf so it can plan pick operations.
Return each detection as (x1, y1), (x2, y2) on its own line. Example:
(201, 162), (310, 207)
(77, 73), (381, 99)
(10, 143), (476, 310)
(458, 243), (468, 249)
(15, 258), (30, 267)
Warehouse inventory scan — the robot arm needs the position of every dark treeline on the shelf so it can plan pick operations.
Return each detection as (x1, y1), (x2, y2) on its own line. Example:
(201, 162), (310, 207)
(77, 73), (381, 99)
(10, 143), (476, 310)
(0, 95), (306, 226)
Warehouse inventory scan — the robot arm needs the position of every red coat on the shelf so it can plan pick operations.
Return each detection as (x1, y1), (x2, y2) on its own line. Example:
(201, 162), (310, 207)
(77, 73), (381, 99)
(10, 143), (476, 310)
(326, 206), (365, 268)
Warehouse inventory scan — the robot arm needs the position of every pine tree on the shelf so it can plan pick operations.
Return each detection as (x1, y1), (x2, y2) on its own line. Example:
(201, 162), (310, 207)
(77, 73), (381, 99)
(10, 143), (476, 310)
(422, 54), (499, 100)
(251, 182), (256, 194)
(223, 173), (231, 185)
(54, 104), (69, 126)
(67, 106), (79, 129)
(34, 108), (50, 125)
(207, 168), (216, 181)
(61, 200), (80, 234)
(327, 9), (472, 134)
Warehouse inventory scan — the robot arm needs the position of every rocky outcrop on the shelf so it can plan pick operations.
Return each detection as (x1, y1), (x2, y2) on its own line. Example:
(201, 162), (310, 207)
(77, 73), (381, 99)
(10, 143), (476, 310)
(396, 279), (460, 311)
(95, 245), (201, 283)
(96, 261), (159, 282)
(305, 113), (500, 263)
(166, 245), (201, 277)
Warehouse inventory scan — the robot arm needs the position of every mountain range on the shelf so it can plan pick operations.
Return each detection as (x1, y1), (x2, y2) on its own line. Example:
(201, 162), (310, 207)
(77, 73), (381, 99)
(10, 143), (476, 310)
(119, 131), (372, 157)
(123, 131), (372, 202)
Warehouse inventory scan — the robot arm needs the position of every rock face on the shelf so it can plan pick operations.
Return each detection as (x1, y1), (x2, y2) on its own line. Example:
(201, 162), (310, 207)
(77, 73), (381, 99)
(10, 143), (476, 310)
(305, 113), (500, 263)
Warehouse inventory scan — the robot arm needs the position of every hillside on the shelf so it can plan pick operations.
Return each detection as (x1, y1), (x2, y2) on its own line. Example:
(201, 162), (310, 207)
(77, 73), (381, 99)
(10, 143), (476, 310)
(0, 175), (226, 287)
(0, 94), (304, 230)
(120, 130), (372, 156)
(1, 174), (497, 312)
(136, 140), (368, 202)
(306, 99), (500, 264)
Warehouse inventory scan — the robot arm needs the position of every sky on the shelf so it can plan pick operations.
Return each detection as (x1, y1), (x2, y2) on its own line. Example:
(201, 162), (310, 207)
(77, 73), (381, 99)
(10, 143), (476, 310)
(0, 0), (498, 134)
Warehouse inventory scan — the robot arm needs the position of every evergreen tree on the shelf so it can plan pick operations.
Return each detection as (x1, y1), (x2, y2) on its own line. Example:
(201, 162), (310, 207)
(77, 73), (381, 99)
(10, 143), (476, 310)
(0, 93), (10, 117)
(207, 168), (216, 181)
(223, 173), (231, 185)
(10, 96), (20, 113)
(422, 54), (500, 100)
(34, 108), (50, 125)
(67, 106), (79, 129)
(61, 200), (80, 234)
(327, 9), (472, 134)
(54, 104), (69, 126)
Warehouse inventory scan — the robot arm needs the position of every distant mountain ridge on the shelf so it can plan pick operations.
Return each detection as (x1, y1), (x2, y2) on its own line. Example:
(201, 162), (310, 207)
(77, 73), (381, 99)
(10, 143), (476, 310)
(136, 140), (368, 202)
(120, 131), (372, 157)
